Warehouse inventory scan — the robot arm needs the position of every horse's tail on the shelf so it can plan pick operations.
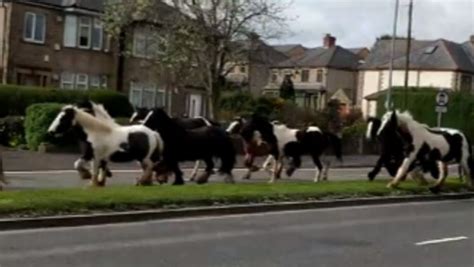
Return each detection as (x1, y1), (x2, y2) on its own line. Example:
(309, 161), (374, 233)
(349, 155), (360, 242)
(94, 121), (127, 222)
(325, 132), (343, 162)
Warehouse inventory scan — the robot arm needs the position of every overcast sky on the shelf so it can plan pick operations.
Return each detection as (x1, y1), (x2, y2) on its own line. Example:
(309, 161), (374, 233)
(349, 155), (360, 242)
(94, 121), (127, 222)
(273, 0), (474, 49)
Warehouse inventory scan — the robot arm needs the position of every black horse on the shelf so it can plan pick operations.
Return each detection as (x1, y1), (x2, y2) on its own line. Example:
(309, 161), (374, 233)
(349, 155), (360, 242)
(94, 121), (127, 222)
(143, 108), (236, 185)
(130, 107), (220, 128)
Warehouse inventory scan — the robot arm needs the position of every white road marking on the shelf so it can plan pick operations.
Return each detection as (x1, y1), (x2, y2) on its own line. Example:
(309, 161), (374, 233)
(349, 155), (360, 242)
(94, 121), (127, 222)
(415, 236), (469, 246)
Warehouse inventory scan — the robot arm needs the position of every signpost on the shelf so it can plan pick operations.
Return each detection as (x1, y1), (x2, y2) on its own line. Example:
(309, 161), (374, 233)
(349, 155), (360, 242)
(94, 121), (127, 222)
(435, 89), (449, 127)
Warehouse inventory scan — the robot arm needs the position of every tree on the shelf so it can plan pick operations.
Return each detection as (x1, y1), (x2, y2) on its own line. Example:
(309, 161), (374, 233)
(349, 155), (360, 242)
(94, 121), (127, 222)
(279, 74), (295, 101)
(104, 0), (290, 118)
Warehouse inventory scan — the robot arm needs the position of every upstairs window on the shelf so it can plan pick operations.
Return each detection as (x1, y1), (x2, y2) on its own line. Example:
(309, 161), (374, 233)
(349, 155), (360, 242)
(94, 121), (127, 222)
(133, 28), (158, 58)
(24, 12), (46, 44)
(78, 17), (92, 49)
(301, 70), (309, 82)
(316, 69), (324, 83)
(92, 19), (103, 50)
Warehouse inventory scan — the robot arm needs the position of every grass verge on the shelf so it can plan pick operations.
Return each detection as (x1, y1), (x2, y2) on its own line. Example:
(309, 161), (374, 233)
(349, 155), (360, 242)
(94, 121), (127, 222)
(0, 179), (471, 218)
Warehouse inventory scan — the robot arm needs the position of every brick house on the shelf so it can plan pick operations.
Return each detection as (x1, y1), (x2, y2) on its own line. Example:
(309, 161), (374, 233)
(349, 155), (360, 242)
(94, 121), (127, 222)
(358, 37), (474, 117)
(264, 34), (362, 111)
(0, 0), (208, 117)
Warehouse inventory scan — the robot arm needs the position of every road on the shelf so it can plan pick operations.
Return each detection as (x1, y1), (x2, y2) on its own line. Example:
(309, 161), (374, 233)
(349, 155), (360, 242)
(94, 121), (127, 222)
(3, 167), (392, 190)
(0, 200), (472, 267)
(4, 164), (462, 190)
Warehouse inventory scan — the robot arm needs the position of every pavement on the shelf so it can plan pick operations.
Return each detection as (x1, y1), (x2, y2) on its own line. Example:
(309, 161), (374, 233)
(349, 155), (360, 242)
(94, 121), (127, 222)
(0, 200), (472, 267)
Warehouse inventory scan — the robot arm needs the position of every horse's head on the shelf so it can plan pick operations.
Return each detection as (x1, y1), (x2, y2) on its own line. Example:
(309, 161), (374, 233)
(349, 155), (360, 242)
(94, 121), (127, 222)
(366, 117), (381, 141)
(226, 117), (245, 135)
(240, 114), (277, 148)
(48, 105), (77, 135)
(76, 100), (94, 115)
(142, 108), (173, 132)
(130, 108), (150, 124)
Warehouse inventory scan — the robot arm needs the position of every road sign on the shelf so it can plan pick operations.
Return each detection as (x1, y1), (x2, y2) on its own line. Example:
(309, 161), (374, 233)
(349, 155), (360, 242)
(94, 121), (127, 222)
(436, 90), (449, 107)
(435, 106), (447, 113)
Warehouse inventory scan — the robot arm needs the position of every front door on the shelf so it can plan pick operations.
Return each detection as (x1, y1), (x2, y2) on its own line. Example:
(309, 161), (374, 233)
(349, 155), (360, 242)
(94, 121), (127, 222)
(188, 93), (203, 118)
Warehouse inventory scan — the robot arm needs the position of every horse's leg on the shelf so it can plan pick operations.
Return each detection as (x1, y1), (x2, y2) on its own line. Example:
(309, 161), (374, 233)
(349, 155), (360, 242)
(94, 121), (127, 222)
(137, 158), (154, 186)
(458, 164), (464, 183)
(286, 155), (301, 178)
(189, 160), (200, 182)
(322, 159), (331, 181)
(387, 154), (416, 188)
(262, 155), (275, 174)
(460, 155), (474, 188)
(242, 154), (255, 180)
(195, 158), (213, 184)
(311, 155), (323, 183)
(368, 154), (386, 181)
(171, 162), (185, 186)
(89, 158), (101, 187)
(97, 160), (108, 187)
(269, 156), (282, 184)
(429, 161), (448, 194)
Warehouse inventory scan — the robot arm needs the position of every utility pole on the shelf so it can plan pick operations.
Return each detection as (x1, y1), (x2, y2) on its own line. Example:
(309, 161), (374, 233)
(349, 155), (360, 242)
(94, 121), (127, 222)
(385, 0), (400, 111)
(403, 0), (414, 109)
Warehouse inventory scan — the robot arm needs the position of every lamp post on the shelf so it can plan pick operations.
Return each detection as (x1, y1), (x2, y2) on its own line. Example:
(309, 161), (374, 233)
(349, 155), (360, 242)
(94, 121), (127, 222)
(385, 0), (400, 111)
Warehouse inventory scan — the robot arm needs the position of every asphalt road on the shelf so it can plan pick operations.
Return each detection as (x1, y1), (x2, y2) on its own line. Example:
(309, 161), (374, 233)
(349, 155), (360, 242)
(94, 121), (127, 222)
(3, 167), (391, 190)
(0, 200), (472, 267)
(4, 164), (462, 190)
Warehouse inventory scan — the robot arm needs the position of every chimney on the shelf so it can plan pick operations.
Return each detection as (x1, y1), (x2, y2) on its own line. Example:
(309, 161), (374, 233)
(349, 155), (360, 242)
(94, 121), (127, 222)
(323, 34), (336, 48)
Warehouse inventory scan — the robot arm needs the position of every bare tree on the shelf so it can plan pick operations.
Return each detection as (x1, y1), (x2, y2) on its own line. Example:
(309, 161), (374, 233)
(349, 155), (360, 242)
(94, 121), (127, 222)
(104, 0), (290, 118)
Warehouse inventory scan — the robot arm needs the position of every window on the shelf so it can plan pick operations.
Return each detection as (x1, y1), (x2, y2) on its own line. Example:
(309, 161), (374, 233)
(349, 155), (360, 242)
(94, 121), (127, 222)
(424, 46), (438, 54)
(461, 75), (473, 92)
(90, 75), (101, 89)
(240, 66), (247, 73)
(78, 17), (92, 49)
(92, 19), (103, 50)
(301, 70), (309, 82)
(129, 82), (165, 108)
(271, 73), (278, 83)
(133, 28), (157, 58)
(24, 12), (46, 43)
(63, 15), (77, 47)
(61, 72), (75, 89)
(316, 69), (324, 83)
(76, 74), (88, 90)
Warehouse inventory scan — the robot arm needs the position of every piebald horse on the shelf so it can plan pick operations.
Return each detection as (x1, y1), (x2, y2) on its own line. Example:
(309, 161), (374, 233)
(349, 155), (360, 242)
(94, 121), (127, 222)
(378, 110), (474, 193)
(48, 105), (163, 186)
(240, 114), (343, 183)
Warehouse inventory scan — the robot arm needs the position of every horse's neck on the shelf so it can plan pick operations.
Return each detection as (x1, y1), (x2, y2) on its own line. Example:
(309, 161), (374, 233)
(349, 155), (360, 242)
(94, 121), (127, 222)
(75, 110), (114, 134)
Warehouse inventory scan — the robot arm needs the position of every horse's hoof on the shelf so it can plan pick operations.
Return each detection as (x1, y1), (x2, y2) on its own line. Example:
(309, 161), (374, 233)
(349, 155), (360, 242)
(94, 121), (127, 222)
(387, 182), (398, 189)
(367, 172), (376, 181)
(196, 174), (210, 185)
(429, 186), (442, 194)
(106, 169), (113, 178)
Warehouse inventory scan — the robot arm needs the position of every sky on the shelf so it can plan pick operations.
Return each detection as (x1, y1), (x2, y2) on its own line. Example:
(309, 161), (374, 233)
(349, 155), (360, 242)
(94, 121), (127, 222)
(273, 0), (474, 49)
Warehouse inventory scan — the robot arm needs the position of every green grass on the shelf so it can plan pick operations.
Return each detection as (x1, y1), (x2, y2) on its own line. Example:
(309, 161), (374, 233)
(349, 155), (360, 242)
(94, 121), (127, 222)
(0, 179), (471, 218)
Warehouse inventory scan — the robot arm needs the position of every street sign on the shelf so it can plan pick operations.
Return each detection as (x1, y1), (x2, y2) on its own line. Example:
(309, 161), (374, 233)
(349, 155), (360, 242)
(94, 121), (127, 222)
(436, 90), (449, 107)
(435, 89), (449, 127)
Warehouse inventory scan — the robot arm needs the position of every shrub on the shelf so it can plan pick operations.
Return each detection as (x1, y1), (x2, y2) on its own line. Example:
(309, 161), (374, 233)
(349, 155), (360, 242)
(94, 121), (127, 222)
(0, 116), (26, 148)
(0, 85), (133, 118)
(24, 103), (64, 151)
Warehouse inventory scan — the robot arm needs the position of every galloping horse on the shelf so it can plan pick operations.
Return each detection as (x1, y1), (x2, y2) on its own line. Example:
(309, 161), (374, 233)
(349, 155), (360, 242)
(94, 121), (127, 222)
(142, 108), (235, 185)
(131, 108), (220, 181)
(240, 114), (343, 183)
(48, 105), (163, 186)
(377, 110), (474, 193)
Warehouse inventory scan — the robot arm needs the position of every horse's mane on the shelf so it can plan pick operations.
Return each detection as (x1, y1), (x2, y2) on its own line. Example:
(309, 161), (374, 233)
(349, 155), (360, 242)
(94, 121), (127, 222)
(72, 106), (115, 133)
(89, 102), (120, 128)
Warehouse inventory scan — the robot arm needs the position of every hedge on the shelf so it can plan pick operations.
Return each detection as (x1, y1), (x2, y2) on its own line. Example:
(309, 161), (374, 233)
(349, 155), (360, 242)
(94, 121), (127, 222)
(0, 116), (25, 148)
(376, 87), (474, 139)
(24, 103), (65, 150)
(0, 85), (133, 118)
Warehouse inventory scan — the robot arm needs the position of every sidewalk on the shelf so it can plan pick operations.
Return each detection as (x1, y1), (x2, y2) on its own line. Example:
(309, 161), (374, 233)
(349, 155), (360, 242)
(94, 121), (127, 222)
(1, 147), (378, 171)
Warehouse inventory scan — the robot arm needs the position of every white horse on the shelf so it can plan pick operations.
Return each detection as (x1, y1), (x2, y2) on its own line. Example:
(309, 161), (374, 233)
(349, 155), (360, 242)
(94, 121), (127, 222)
(378, 110), (474, 193)
(48, 105), (164, 186)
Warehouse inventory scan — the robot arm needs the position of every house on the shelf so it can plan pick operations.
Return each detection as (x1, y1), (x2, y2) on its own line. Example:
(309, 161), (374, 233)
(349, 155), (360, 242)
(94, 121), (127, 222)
(225, 33), (289, 96)
(264, 34), (361, 111)
(0, 0), (208, 118)
(359, 36), (474, 117)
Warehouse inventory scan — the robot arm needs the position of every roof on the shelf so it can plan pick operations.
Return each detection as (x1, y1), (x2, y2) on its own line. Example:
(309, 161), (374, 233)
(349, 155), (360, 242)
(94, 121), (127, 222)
(361, 38), (474, 73)
(275, 46), (359, 70)
(272, 44), (306, 54)
(18, 0), (104, 12)
(348, 47), (368, 55)
(234, 38), (289, 65)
